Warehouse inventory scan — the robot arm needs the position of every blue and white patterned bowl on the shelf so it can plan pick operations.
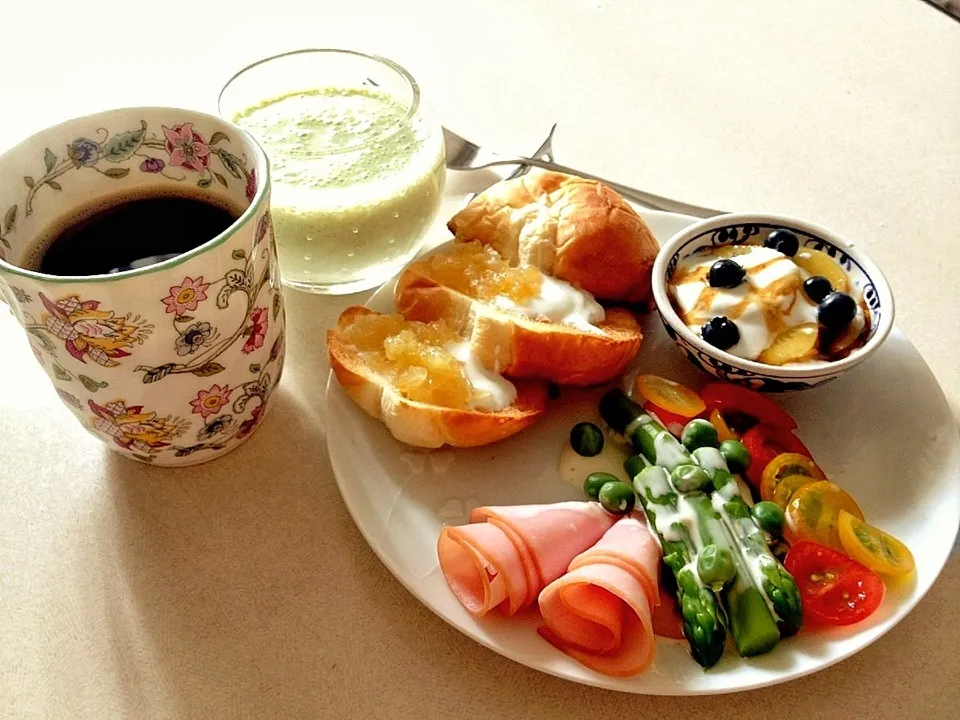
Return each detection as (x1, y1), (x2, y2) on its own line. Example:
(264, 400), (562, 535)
(651, 213), (895, 392)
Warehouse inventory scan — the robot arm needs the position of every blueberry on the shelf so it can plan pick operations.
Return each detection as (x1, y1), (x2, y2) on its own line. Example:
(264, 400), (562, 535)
(803, 275), (832, 303)
(817, 292), (857, 331)
(708, 259), (746, 289)
(764, 229), (800, 257)
(701, 316), (740, 350)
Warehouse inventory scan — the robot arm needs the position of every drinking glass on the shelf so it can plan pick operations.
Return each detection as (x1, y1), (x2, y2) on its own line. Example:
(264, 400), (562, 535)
(219, 49), (446, 294)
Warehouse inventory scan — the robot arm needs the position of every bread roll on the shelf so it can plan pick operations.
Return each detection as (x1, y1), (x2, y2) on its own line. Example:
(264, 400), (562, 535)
(327, 306), (548, 448)
(447, 171), (659, 305)
(395, 252), (643, 386)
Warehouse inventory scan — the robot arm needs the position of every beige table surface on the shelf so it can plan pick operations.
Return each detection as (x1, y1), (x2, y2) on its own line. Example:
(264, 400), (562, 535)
(2, 0), (959, 717)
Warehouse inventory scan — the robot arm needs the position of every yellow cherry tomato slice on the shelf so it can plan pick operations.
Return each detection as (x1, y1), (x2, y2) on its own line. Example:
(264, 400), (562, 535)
(710, 409), (738, 442)
(760, 452), (825, 503)
(771, 474), (817, 509)
(785, 481), (864, 550)
(634, 375), (705, 418)
(838, 510), (915, 576)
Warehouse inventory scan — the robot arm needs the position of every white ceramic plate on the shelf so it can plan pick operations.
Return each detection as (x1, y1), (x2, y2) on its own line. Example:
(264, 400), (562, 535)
(326, 210), (960, 695)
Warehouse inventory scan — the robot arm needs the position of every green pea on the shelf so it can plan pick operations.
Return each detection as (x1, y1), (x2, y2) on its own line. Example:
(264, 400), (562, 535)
(623, 454), (647, 481)
(719, 439), (751, 474)
(697, 545), (736, 589)
(681, 418), (720, 451)
(583, 472), (619, 501)
(570, 422), (604, 457)
(670, 464), (711, 493)
(751, 501), (786, 536)
(598, 481), (636, 515)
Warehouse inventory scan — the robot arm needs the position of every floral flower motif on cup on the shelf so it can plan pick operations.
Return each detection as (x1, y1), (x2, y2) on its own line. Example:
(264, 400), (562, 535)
(140, 157), (166, 173)
(197, 413), (235, 442)
(37, 293), (151, 367)
(245, 168), (257, 202)
(87, 398), (187, 453)
(163, 123), (211, 172)
(56, 388), (82, 410)
(67, 138), (100, 167)
(162, 276), (210, 316)
(241, 307), (268, 354)
(190, 383), (232, 419)
(234, 402), (265, 440)
(255, 211), (272, 246)
(175, 321), (214, 356)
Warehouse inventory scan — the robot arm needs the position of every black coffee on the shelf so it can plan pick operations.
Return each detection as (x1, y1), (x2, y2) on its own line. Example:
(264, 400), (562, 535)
(35, 193), (241, 276)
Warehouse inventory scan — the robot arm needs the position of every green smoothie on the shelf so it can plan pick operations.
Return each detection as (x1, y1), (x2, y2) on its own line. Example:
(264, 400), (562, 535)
(233, 87), (445, 292)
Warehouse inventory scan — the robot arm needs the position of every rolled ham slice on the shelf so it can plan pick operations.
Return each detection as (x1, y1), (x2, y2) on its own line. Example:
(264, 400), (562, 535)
(537, 517), (661, 677)
(437, 502), (616, 617)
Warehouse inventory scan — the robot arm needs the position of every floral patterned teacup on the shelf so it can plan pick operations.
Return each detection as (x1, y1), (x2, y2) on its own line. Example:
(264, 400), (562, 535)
(0, 107), (285, 466)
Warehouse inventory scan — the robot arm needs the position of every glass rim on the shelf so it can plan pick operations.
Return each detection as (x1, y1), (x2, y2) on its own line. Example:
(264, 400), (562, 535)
(217, 48), (422, 157)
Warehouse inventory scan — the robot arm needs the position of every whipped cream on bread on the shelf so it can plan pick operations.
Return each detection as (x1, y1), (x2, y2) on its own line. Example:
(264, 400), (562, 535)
(492, 275), (606, 334)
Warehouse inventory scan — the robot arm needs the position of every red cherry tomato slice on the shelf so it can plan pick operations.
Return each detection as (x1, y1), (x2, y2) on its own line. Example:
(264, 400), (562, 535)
(784, 541), (885, 627)
(651, 585), (687, 639)
(643, 401), (692, 437)
(700, 383), (798, 433)
(740, 423), (813, 490)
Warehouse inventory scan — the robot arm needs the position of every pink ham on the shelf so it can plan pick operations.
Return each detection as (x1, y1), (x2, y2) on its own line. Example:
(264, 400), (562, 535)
(537, 517), (661, 677)
(437, 502), (616, 617)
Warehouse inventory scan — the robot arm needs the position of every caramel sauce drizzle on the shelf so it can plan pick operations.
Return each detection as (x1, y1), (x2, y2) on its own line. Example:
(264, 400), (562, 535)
(679, 258), (805, 333)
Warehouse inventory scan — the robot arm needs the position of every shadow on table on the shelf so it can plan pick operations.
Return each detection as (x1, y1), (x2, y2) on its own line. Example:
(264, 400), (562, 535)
(84, 292), (960, 718)
(94, 288), (372, 717)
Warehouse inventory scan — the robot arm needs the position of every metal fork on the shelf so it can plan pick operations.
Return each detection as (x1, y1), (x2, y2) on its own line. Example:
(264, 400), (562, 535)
(443, 126), (725, 219)
(459, 123), (558, 204)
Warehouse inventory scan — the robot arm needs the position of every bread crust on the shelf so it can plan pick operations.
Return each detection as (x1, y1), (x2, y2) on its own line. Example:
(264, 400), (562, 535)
(394, 263), (643, 386)
(447, 171), (659, 305)
(327, 306), (548, 448)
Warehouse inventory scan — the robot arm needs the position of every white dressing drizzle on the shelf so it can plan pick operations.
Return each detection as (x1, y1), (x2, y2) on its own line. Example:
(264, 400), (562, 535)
(445, 341), (517, 411)
(692, 447), (726, 474)
(710, 491), (781, 621)
(642, 466), (673, 501)
(654, 431), (689, 470)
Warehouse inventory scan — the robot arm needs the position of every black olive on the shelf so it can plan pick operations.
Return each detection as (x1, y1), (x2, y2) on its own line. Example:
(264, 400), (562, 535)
(701, 316), (740, 350)
(817, 292), (857, 331)
(764, 229), (800, 257)
(708, 259), (746, 289)
(803, 275), (832, 303)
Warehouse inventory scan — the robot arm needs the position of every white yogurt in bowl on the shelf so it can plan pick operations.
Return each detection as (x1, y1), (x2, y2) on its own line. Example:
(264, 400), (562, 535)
(650, 213), (895, 392)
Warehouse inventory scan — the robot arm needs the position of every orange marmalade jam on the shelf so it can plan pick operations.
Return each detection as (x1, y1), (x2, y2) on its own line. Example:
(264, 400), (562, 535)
(423, 242), (542, 302)
(340, 313), (475, 407)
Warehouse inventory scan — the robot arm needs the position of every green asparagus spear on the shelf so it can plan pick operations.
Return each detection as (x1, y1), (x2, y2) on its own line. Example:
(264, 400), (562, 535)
(600, 391), (695, 472)
(685, 493), (781, 656)
(602, 389), (797, 654)
(630, 464), (728, 669)
(693, 452), (803, 632)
